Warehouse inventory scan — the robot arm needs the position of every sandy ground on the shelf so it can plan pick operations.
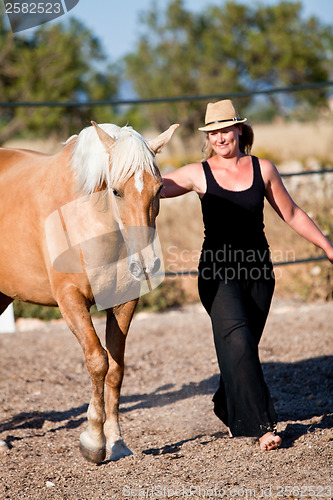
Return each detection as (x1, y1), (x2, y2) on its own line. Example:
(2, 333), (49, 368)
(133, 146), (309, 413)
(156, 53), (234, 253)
(0, 295), (332, 499)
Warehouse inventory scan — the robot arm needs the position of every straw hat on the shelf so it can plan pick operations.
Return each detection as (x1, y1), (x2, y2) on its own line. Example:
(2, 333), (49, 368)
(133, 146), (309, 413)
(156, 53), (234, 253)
(198, 99), (247, 132)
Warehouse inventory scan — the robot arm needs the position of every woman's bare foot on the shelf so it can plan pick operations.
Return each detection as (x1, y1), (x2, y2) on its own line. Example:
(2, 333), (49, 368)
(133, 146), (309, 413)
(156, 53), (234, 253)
(259, 432), (281, 451)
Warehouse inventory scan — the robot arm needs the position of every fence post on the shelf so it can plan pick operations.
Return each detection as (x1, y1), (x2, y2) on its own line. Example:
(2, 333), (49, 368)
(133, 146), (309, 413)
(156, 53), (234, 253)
(0, 303), (15, 333)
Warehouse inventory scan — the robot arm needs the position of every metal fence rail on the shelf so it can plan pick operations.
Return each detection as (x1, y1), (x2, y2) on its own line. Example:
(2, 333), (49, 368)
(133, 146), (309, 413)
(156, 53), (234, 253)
(0, 81), (332, 108)
(280, 169), (333, 177)
(164, 256), (329, 278)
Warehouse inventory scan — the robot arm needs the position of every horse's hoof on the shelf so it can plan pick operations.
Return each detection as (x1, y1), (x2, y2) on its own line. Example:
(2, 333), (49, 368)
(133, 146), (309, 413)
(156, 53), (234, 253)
(79, 441), (106, 464)
(107, 439), (133, 461)
(79, 432), (106, 464)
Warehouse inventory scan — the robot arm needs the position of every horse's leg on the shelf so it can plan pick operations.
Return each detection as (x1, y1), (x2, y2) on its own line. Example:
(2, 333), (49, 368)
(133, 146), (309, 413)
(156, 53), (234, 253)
(0, 293), (13, 315)
(0, 293), (13, 450)
(56, 286), (109, 464)
(104, 299), (138, 461)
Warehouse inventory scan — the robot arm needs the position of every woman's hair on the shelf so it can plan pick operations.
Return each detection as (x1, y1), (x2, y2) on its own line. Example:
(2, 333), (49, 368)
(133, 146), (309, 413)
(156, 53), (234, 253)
(201, 124), (254, 161)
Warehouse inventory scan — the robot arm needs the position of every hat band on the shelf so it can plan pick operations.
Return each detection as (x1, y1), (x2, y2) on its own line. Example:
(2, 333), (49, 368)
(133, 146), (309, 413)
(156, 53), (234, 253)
(205, 117), (239, 126)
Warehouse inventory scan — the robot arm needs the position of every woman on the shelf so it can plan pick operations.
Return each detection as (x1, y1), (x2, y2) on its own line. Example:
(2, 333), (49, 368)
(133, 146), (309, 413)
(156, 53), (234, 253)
(161, 99), (333, 451)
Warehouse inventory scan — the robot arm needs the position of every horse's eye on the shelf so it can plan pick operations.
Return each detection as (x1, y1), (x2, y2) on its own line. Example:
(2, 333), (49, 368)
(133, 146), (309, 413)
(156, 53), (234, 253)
(112, 188), (121, 198)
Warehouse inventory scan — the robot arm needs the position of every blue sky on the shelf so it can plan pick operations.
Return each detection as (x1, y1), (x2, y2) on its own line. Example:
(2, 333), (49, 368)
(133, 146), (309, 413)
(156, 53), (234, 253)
(13, 0), (333, 62)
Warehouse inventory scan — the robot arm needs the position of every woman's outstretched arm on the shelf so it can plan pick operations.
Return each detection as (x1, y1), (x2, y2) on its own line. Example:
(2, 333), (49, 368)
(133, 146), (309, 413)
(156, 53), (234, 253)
(261, 159), (333, 263)
(160, 162), (204, 198)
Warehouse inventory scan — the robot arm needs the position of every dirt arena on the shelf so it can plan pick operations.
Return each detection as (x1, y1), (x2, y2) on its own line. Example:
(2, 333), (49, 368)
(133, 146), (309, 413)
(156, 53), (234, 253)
(0, 294), (332, 499)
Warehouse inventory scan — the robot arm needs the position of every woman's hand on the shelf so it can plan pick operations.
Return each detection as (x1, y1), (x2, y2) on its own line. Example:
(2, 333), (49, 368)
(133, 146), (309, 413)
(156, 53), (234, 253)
(325, 244), (333, 264)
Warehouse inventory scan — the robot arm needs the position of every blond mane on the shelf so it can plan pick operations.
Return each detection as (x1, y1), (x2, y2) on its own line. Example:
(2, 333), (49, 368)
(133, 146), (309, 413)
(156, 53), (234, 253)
(70, 124), (159, 195)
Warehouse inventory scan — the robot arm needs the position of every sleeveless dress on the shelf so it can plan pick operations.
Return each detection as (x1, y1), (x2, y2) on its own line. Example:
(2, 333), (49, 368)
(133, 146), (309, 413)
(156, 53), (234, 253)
(198, 156), (278, 437)
(199, 155), (272, 282)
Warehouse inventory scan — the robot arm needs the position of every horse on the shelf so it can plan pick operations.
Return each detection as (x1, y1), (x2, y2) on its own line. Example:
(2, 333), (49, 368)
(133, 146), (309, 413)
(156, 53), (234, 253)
(0, 121), (179, 463)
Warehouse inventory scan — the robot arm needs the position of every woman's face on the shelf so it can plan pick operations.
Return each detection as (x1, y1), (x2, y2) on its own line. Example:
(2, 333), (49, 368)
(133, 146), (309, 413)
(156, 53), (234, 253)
(208, 125), (242, 157)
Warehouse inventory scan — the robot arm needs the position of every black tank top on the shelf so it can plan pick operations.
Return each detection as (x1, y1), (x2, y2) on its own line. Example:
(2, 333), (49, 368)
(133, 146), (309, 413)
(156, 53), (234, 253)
(199, 156), (272, 279)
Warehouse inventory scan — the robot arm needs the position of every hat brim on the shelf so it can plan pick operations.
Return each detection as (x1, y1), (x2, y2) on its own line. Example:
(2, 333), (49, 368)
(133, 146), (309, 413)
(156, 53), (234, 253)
(198, 118), (247, 132)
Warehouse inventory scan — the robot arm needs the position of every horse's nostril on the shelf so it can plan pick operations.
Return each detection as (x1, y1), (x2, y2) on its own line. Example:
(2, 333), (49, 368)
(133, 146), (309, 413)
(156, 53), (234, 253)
(152, 257), (161, 274)
(129, 256), (161, 280)
(129, 261), (143, 279)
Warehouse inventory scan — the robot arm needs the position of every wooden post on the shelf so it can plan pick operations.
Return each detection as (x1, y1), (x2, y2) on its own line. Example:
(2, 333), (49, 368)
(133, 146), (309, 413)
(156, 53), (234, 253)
(0, 304), (15, 333)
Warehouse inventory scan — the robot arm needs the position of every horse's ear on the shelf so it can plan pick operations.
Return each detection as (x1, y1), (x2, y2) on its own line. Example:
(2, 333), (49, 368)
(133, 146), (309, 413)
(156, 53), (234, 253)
(91, 121), (116, 151)
(147, 124), (179, 154)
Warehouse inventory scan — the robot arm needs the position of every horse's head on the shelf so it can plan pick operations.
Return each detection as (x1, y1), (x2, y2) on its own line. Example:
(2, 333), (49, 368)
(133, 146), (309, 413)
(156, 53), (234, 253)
(89, 122), (178, 281)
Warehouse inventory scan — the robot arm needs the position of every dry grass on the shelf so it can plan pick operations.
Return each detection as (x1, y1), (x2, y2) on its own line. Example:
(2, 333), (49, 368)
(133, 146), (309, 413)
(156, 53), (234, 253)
(4, 136), (61, 154)
(252, 119), (333, 163)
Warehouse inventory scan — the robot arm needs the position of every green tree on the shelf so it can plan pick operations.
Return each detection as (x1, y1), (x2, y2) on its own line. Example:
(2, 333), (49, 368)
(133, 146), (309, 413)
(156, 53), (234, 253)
(0, 17), (120, 143)
(125, 0), (333, 133)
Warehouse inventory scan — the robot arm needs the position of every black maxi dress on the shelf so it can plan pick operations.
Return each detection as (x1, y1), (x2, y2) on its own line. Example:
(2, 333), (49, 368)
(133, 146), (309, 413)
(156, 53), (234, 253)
(198, 156), (278, 437)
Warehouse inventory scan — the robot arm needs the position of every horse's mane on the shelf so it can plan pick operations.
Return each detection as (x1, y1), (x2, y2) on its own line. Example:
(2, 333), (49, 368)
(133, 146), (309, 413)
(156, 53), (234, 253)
(70, 124), (159, 195)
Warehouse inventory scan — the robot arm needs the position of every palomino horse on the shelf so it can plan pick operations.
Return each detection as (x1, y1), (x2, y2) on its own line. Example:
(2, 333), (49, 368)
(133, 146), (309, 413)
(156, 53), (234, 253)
(0, 122), (178, 463)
